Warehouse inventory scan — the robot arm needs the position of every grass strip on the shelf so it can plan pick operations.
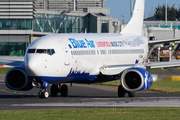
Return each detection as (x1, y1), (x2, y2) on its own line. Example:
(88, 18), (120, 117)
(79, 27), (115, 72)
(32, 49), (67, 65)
(0, 108), (180, 120)
(0, 68), (11, 74)
(101, 80), (180, 93)
(149, 81), (180, 93)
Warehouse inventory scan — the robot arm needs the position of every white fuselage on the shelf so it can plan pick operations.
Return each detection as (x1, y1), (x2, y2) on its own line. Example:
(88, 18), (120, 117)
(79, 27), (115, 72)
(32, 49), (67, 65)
(25, 33), (148, 83)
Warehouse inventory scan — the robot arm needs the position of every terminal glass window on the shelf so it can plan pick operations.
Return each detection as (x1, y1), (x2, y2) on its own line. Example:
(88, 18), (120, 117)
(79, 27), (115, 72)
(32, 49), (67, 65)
(18, 19), (26, 30)
(0, 19), (32, 30)
(34, 13), (87, 33)
(101, 20), (109, 33)
(113, 22), (118, 26)
(88, 14), (97, 33)
(0, 42), (28, 56)
(0, 19), (10, 30)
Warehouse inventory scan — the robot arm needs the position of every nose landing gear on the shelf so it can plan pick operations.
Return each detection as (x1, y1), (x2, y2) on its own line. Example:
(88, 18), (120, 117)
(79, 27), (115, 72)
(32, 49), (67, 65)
(38, 89), (49, 99)
(37, 81), (50, 99)
(33, 80), (68, 99)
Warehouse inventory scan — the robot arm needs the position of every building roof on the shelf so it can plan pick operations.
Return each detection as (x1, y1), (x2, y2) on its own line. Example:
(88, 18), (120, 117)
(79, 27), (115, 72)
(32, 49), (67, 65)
(144, 16), (157, 21)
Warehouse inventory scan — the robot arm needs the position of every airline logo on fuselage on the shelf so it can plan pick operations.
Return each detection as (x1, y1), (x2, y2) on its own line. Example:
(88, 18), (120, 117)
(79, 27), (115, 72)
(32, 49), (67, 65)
(69, 38), (95, 48)
(68, 37), (145, 48)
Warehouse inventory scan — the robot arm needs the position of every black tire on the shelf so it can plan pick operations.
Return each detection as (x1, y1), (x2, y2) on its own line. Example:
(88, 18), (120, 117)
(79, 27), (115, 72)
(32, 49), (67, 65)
(118, 85), (125, 97)
(38, 90), (43, 99)
(51, 84), (58, 97)
(61, 84), (68, 97)
(39, 90), (49, 99)
(128, 92), (135, 97)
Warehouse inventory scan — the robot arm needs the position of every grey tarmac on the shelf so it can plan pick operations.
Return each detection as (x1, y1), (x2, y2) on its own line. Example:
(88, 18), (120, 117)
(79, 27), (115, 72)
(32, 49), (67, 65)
(0, 79), (180, 110)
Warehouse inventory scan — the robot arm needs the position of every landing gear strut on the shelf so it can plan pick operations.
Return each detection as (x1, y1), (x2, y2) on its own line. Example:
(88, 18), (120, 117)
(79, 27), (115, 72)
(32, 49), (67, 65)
(50, 83), (68, 97)
(38, 81), (49, 99)
(118, 85), (135, 97)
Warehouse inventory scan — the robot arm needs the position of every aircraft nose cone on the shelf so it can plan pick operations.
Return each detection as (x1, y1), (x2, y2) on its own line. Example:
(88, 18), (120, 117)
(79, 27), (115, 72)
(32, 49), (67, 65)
(25, 56), (40, 76)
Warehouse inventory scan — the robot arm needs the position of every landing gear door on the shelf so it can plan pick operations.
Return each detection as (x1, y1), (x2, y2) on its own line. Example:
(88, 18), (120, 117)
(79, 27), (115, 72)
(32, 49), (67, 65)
(59, 41), (70, 66)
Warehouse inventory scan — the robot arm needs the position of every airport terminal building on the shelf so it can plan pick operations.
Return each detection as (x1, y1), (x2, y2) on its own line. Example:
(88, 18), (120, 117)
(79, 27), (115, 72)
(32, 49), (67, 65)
(1, 0), (180, 58)
(0, 0), (119, 57)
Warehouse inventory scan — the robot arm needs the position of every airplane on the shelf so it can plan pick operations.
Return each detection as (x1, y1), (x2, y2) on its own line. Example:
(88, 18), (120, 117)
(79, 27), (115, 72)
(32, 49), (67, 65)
(1, 0), (180, 99)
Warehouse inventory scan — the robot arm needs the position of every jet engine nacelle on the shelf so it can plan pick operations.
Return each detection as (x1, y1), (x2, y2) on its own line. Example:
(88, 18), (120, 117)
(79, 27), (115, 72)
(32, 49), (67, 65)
(5, 67), (33, 91)
(121, 67), (153, 92)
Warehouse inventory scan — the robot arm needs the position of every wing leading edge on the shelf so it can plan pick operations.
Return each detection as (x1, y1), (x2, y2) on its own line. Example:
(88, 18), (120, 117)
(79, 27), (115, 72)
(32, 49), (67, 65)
(100, 61), (180, 76)
(149, 38), (180, 45)
(0, 59), (24, 67)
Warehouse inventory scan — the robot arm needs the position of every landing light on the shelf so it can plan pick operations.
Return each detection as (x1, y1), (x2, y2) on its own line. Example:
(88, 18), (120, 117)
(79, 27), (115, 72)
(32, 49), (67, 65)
(103, 67), (108, 70)
(169, 47), (172, 51)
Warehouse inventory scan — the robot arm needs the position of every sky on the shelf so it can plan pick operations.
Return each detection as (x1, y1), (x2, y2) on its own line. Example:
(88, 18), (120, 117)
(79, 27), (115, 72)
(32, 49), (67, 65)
(104, 0), (180, 21)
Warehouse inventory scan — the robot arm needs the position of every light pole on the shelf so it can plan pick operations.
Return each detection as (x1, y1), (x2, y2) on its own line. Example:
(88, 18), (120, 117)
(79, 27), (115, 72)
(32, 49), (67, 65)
(73, 0), (76, 11)
(169, 47), (172, 61)
(158, 47), (161, 62)
(165, 0), (167, 25)
(122, 15), (126, 24)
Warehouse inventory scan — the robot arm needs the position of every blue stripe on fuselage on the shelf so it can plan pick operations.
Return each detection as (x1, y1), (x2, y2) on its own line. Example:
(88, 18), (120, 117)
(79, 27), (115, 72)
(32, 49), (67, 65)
(30, 75), (98, 84)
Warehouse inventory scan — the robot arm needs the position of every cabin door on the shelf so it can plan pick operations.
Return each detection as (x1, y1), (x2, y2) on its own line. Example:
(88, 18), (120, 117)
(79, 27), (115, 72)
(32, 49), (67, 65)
(59, 41), (70, 66)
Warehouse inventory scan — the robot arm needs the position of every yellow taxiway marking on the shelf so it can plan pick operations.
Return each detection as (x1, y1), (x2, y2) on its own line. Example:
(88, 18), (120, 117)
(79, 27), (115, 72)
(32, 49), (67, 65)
(0, 89), (31, 95)
(0, 90), (14, 94)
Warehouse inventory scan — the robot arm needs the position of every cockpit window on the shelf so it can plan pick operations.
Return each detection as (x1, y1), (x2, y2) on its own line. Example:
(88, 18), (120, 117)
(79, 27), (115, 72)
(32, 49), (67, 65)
(37, 49), (47, 53)
(47, 49), (51, 55)
(47, 49), (55, 55)
(51, 49), (55, 55)
(27, 49), (35, 53)
(28, 49), (55, 55)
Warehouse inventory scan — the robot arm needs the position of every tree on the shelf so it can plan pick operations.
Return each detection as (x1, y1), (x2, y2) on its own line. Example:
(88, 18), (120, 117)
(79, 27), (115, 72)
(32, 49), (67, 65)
(154, 4), (178, 21)
(169, 4), (177, 21)
(154, 4), (166, 20)
(177, 6), (180, 20)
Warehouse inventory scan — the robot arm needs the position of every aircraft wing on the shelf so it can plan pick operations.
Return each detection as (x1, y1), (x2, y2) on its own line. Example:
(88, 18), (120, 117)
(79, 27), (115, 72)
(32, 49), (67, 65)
(148, 38), (180, 45)
(0, 59), (24, 67)
(145, 61), (180, 69)
(100, 61), (180, 76)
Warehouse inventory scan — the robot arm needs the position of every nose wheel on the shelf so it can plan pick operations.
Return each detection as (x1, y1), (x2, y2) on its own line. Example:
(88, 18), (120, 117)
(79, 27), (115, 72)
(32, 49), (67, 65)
(38, 89), (49, 99)
(37, 81), (50, 99)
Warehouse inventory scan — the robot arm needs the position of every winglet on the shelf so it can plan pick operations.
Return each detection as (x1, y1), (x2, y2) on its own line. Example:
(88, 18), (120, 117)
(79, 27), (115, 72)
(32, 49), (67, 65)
(121, 0), (145, 36)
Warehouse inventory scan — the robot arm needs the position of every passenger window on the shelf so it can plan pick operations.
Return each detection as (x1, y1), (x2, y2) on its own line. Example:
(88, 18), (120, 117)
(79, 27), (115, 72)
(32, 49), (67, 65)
(27, 49), (35, 53)
(37, 49), (47, 53)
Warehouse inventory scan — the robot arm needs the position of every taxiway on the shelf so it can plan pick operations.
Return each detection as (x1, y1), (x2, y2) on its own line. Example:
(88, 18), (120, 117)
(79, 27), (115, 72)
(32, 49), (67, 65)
(0, 78), (180, 110)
